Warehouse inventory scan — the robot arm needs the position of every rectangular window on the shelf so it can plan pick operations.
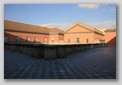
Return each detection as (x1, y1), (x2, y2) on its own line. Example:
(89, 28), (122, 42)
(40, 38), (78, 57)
(44, 37), (47, 42)
(34, 37), (38, 42)
(76, 38), (79, 43)
(86, 39), (89, 43)
(26, 36), (30, 43)
(16, 36), (20, 43)
(52, 40), (54, 42)
(59, 39), (63, 43)
(51, 38), (54, 42)
(4, 35), (8, 43)
(68, 39), (70, 43)
(100, 40), (104, 43)
(103, 40), (105, 43)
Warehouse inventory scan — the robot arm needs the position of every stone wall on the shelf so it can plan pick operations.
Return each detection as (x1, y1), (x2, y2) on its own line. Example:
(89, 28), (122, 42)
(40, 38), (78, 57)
(4, 43), (106, 59)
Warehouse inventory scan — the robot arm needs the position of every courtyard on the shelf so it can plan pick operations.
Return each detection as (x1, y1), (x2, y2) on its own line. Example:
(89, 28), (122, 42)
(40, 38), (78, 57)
(4, 47), (116, 79)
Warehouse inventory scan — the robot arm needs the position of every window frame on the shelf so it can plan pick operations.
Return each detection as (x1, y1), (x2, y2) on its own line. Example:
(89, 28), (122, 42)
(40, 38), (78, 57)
(44, 37), (47, 42)
(76, 37), (79, 43)
(68, 39), (70, 43)
(16, 36), (21, 43)
(86, 39), (89, 43)
(34, 37), (38, 42)
(26, 36), (30, 43)
(4, 35), (8, 43)
(51, 38), (54, 42)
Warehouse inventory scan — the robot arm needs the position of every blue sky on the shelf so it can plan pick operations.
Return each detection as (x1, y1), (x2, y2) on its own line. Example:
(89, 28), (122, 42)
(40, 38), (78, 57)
(4, 4), (116, 30)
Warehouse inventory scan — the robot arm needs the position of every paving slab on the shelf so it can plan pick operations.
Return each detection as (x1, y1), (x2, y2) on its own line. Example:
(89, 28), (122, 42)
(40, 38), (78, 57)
(4, 47), (116, 79)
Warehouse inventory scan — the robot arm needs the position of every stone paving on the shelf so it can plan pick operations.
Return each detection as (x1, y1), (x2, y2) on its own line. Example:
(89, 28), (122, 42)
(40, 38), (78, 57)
(4, 47), (116, 79)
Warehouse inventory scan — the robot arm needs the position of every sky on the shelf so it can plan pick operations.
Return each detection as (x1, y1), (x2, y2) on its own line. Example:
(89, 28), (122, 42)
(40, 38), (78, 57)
(4, 4), (116, 30)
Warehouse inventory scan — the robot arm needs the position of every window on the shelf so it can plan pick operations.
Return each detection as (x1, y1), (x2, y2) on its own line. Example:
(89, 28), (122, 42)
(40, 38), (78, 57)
(94, 38), (96, 43)
(103, 40), (105, 43)
(26, 36), (30, 42)
(51, 38), (54, 42)
(4, 35), (8, 43)
(59, 39), (62, 42)
(34, 37), (38, 42)
(76, 38), (79, 43)
(86, 39), (89, 43)
(16, 36), (20, 43)
(100, 40), (102, 43)
(44, 37), (47, 42)
(68, 39), (70, 43)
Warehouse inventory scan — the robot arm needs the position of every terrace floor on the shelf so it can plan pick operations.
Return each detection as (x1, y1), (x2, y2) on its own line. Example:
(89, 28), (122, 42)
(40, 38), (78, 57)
(4, 47), (116, 79)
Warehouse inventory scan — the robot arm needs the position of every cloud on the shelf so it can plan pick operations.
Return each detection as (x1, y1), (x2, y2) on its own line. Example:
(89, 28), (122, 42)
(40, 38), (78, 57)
(39, 23), (72, 29)
(89, 20), (116, 29)
(78, 4), (100, 9)
(39, 20), (116, 30)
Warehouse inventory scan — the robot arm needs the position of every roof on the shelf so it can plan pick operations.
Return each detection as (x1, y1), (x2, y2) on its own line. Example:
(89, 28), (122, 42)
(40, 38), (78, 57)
(104, 28), (116, 32)
(4, 20), (64, 34)
(64, 22), (104, 35)
(49, 28), (64, 34)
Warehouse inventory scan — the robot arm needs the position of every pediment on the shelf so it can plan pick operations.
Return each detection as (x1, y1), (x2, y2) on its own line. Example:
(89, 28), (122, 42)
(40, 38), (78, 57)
(65, 24), (93, 33)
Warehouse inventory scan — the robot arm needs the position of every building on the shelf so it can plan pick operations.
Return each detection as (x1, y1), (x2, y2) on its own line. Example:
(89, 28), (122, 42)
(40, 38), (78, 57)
(4, 20), (116, 46)
(104, 29), (116, 46)
(4, 20), (64, 44)
(49, 28), (64, 44)
(64, 22), (105, 44)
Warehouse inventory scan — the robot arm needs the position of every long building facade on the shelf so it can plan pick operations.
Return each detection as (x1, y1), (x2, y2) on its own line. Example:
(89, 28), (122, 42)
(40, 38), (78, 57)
(4, 20), (116, 46)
